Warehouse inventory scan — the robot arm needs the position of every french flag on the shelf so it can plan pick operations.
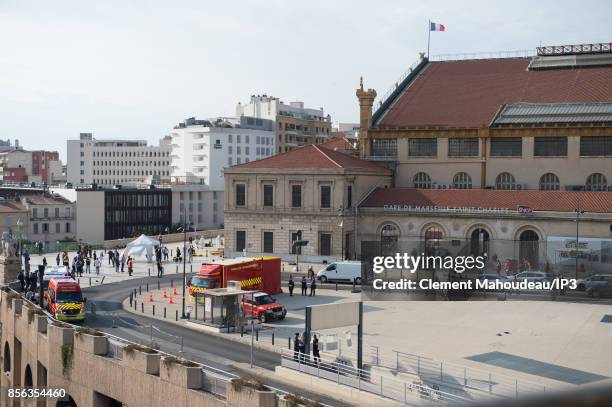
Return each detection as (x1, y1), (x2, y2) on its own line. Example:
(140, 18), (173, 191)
(430, 21), (445, 31)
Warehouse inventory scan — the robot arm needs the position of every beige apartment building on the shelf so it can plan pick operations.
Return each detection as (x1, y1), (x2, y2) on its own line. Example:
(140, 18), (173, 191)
(236, 95), (332, 154)
(223, 144), (391, 261)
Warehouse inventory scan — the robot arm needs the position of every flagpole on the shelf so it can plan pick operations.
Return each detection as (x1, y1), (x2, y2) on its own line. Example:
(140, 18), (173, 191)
(427, 20), (431, 58)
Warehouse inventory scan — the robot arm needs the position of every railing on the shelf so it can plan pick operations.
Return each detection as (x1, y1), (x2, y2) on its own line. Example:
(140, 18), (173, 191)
(430, 50), (535, 61)
(369, 347), (550, 399)
(280, 349), (469, 406)
(536, 43), (611, 56)
(374, 57), (427, 115)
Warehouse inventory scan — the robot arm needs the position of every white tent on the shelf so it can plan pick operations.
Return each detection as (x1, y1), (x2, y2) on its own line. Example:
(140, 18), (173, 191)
(121, 234), (160, 263)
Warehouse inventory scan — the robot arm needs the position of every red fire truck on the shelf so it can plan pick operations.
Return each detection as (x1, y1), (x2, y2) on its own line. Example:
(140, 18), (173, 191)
(188, 256), (282, 301)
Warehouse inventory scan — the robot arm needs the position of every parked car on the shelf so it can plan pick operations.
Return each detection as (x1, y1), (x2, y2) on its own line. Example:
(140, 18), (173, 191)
(241, 292), (286, 323)
(586, 281), (612, 298)
(476, 274), (511, 283)
(576, 274), (612, 291)
(512, 271), (548, 283)
(317, 261), (362, 284)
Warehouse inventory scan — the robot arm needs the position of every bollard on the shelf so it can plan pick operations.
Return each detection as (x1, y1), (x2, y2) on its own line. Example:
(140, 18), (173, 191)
(148, 267), (151, 276)
(129, 293), (133, 307)
(153, 305), (155, 316)
(157, 281), (160, 290)
(141, 303), (144, 313)
(288, 337), (291, 349)
(175, 265), (178, 274)
(195, 302), (198, 319)
(134, 300), (137, 310)
(175, 310), (178, 321)
(241, 325), (244, 337)
(89, 277), (91, 286)
(335, 282), (338, 291)
(256, 329), (258, 341)
(146, 283), (149, 292)
(272, 333), (275, 346)
(164, 307), (166, 318)
(171, 279), (174, 288)
(139, 285), (142, 295)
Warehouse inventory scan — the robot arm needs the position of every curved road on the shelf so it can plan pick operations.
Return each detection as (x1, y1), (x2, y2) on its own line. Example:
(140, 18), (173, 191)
(82, 275), (354, 407)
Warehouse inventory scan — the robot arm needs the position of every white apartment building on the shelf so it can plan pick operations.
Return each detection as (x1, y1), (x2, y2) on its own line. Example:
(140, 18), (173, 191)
(66, 133), (172, 186)
(171, 184), (224, 229)
(170, 117), (275, 190)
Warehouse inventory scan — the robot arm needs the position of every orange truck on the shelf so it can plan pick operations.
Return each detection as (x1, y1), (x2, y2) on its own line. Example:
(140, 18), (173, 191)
(188, 256), (282, 301)
(45, 278), (86, 322)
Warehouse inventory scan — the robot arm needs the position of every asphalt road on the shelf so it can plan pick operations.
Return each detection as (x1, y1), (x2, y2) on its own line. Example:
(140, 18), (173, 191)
(81, 274), (354, 407)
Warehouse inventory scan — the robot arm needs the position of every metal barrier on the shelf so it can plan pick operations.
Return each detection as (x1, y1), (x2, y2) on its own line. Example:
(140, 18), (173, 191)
(367, 348), (549, 399)
(280, 349), (469, 406)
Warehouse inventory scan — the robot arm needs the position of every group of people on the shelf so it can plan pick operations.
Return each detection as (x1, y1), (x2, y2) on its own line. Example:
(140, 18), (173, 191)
(54, 248), (133, 277)
(293, 332), (321, 364)
(287, 267), (317, 297)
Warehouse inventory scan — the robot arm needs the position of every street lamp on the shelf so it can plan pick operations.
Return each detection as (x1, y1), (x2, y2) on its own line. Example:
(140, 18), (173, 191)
(16, 218), (23, 258)
(292, 230), (309, 273)
(338, 206), (344, 260)
(575, 206), (585, 279)
(178, 219), (193, 319)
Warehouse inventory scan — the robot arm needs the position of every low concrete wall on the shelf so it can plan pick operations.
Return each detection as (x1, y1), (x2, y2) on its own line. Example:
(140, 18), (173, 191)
(104, 229), (224, 249)
(0, 287), (280, 407)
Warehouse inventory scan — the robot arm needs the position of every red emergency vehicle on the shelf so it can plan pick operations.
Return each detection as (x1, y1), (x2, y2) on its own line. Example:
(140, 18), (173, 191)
(45, 278), (86, 322)
(188, 256), (282, 300)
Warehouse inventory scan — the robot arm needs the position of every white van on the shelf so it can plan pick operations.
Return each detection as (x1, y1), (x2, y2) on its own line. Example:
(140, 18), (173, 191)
(317, 261), (362, 284)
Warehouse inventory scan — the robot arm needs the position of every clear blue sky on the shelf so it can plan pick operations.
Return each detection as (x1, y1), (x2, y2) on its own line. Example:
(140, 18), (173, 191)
(1, 0), (610, 160)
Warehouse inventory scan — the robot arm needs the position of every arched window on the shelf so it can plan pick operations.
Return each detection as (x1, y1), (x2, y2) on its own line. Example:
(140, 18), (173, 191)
(380, 224), (399, 242)
(413, 172), (432, 189)
(539, 173), (560, 191)
(424, 225), (443, 241)
(3, 342), (10, 373)
(453, 172), (472, 189)
(470, 228), (490, 257)
(586, 173), (607, 191)
(24, 364), (32, 387)
(519, 230), (540, 270)
(496, 172), (516, 190)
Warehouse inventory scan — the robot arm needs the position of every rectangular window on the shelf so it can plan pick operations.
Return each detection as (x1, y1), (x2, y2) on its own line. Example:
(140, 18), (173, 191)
(263, 184), (274, 207)
(32, 208), (38, 218)
(228, 145), (233, 154)
(235, 230), (246, 252)
(347, 185), (353, 208)
(235, 184), (246, 207)
(263, 231), (274, 253)
(237, 135), (241, 143)
(320, 185), (331, 208)
(534, 137), (567, 157)
(580, 136), (612, 156)
(319, 233), (332, 256)
(245, 135), (250, 143)
(42, 223), (49, 233)
(237, 146), (241, 155)
(408, 138), (437, 157)
(55, 223), (60, 233)
(448, 138), (479, 157)
(43, 208), (49, 218)
(66, 208), (71, 217)
(228, 157), (232, 166)
(33, 223), (38, 234)
(228, 134), (232, 143)
(490, 137), (522, 157)
(291, 185), (302, 208)
(370, 139), (397, 157)
(245, 146), (250, 155)
(54, 207), (59, 217)
(66, 222), (71, 233)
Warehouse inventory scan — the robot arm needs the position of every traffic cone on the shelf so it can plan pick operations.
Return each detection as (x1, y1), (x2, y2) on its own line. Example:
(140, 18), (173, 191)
(163, 289), (168, 298)
(168, 296), (174, 305)
(148, 292), (153, 303)
(173, 287), (177, 297)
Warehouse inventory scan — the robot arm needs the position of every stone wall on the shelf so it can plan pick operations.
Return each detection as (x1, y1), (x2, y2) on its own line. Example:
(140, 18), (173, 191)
(0, 288), (276, 407)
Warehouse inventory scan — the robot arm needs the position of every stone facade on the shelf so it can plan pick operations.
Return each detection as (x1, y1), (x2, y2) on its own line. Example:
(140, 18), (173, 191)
(224, 167), (391, 261)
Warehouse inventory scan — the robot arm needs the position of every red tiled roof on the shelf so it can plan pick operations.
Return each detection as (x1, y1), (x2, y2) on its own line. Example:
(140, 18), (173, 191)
(229, 144), (388, 171)
(318, 135), (357, 153)
(0, 200), (27, 213)
(378, 58), (612, 128)
(361, 188), (612, 214)
(25, 194), (72, 205)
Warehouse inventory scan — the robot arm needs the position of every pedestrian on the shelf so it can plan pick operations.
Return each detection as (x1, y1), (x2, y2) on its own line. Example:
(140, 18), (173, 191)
(85, 257), (91, 274)
(42, 257), (47, 267)
(299, 334), (306, 362)
(76, 256), (84, 277)
(62, 251), (69, 267)
(115, 257), (120, 273)
(309, 277), (316, 297)
(93, 251), (97, 261)
(108, 249), (113, 265)
(94, 257), (101, 275)
(56, 253), (60, 266)
(307, 266), (314, 279)
(127, 256), (133, 276)
(163, 246), (169, 261)
(120, 253), (126, 273)
(293, 333), (301, 361)
(17, 270), (25, 292)
(288, 275), (295, 296)
(176, 247), (181, 262)
(29, 271), (37, 292)
(301, 276), (307, 296)
(312, 334), (320, 364)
